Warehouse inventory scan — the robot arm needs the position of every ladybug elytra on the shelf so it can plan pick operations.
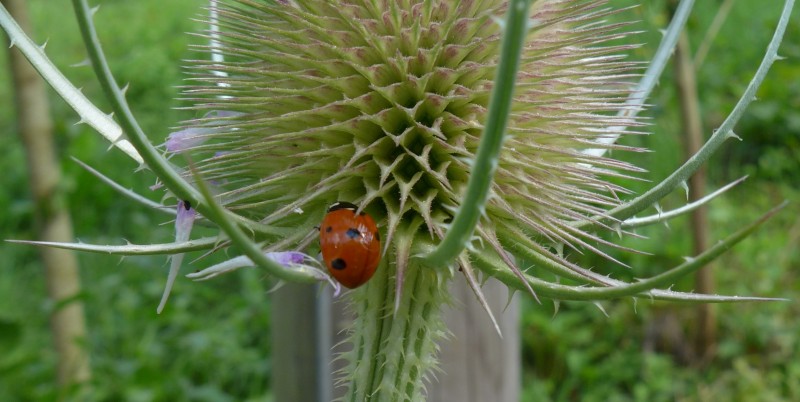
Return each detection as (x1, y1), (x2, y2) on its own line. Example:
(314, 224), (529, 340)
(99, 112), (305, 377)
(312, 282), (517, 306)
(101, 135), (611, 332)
(319, 201), (381, 288)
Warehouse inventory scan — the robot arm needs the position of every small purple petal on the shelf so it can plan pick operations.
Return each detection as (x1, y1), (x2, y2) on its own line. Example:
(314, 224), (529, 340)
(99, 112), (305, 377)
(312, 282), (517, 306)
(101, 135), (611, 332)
(165, 127), (212, 153)
(157, 200), (198, 314)
(266, 251), (306, 267)
(165, 111), (245, 153)
(176, 200), (198, 231)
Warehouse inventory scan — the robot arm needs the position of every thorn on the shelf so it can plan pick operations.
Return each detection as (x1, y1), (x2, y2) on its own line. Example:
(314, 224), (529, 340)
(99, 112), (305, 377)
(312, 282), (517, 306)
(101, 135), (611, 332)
(680, 181), (689, 200)
(121, 83), (130, 95)
(71, 59), (92, 68)
(90, 5), (101, 16)
(593, 301), (609, 317)
(725, 130), (742, 141)
(39, 39), (49, 51)
(503, 289), (517, 312)
(774, 54), (786, 61)
(8, 39), (16, 49)
(654, 202), (663, 216)
(552, 299), (560, 318)
(554, 242), (564, 259)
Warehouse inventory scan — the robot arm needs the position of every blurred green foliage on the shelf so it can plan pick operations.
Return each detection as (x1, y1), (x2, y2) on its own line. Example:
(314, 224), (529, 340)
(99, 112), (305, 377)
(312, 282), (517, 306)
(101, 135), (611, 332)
(0, 0), (797, 401)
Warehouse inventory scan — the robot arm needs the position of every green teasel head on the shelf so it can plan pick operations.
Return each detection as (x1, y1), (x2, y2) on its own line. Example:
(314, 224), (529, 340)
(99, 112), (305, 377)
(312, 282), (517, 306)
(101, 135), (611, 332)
(174, 0), (646, 294)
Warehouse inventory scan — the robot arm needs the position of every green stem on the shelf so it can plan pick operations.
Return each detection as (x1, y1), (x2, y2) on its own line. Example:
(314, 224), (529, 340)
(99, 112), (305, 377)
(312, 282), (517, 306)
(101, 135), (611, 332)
(345, 259), (449, 401)
(0, 2), (141, 162)
(423, 0), (532, 268)
(191, 164), (319, 283)
(479, 202), (788, 302)
(575, 0), (794, 228)
(70, 0), (202, 208)
(6, 237), (217, 255)
(583, 0), (696, 157)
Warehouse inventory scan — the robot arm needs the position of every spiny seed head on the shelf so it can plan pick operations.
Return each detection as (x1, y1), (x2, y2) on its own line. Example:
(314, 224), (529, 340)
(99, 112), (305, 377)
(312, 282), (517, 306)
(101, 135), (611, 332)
(174, 0), (643, 280)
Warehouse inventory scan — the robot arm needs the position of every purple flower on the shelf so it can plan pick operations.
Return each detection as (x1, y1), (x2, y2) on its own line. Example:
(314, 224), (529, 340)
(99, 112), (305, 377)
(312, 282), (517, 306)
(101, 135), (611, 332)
(165, 127), (213, 153)
(157, 200), (198, 314)
(266, 251), (305, 267)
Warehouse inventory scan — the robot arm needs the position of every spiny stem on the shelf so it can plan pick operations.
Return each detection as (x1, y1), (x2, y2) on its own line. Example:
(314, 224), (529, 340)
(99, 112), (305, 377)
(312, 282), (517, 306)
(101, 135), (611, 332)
(346, 259), (449, 401)
(0, 2), (141, 162)
(576, 0), (794, 228)
(584, 0), (696, 157)
(481, 202), (789, 301)
(423, 0), (532, 268)
(6, 237), (218, 255)
(622, 176), (747, 228)
(70, 0), (201, 207)
(190, 162), (320, 283)
(70, 0), (288, 238)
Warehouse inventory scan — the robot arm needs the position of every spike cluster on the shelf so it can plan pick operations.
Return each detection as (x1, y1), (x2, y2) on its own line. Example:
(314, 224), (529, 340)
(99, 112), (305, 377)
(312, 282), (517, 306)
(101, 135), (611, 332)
(174, 0), (645, 398)
(178, 0), (642, 277)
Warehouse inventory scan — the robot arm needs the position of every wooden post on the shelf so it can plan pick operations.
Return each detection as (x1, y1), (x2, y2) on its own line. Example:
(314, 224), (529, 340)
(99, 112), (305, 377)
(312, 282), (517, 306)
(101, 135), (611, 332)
(273, 279), (519, 401)
(271, 283), (333, 401)
(429, 279), (520, 402)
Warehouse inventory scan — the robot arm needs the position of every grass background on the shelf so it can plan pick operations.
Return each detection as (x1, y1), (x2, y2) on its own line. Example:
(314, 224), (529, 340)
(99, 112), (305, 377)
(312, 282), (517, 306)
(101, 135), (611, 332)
(0, 1), (797, 400)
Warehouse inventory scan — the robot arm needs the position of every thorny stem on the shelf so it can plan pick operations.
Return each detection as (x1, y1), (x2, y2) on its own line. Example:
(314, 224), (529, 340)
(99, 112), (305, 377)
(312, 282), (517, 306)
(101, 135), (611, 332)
(583, 0), (696, 157)
(574, 0), (794, 229)
(423, 0), (532, 268)
(70, 0), (319, 282)
(0, 2), (141, 162)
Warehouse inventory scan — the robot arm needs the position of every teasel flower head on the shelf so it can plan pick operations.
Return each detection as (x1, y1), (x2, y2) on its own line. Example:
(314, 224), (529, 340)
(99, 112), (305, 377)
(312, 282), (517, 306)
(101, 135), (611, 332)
(153, 0), (783, 399)
(181, 1), (640, 279)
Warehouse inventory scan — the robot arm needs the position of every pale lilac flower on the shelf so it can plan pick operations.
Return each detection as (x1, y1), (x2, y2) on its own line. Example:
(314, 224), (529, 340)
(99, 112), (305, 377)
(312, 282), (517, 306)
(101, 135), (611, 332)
(157, 200), (197, 313)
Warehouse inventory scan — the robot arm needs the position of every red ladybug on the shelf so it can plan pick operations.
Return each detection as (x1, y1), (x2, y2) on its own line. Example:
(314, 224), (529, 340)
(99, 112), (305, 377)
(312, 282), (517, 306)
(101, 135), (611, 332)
(319, 201), (381, 288)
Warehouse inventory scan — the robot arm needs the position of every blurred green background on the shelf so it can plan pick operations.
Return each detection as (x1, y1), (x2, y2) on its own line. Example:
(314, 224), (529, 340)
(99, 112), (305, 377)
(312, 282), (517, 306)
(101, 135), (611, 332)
(0, 1), (797, 401)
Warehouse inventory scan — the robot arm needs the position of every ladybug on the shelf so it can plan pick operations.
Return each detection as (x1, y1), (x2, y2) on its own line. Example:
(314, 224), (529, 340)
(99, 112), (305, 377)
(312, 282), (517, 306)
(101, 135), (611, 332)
(319, 201), (381, 288)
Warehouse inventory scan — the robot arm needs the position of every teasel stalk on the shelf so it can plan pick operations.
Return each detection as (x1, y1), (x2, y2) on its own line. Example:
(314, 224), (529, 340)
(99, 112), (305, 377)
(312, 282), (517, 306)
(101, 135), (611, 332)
(2, 0), (795, 400)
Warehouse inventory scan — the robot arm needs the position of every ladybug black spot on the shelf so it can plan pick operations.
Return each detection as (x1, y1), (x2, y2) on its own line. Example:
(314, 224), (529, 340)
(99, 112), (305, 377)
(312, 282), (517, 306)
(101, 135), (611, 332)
(331, 258), (347, 270)
(326, 226), (333, 233)
(346, 228), (361, 239)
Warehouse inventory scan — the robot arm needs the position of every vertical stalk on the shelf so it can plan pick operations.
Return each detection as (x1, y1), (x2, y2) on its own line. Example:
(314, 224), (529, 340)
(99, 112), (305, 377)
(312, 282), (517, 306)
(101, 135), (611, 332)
(271, 283), (331, 401)
(3, 0), (91, 390)
(674, 30), (716, 360)
(429, 279), (520, 402)
(344, 259), (450, 401)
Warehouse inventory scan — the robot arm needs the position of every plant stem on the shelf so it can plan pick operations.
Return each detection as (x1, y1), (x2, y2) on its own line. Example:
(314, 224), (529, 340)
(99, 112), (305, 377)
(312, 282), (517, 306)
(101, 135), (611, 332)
(423, 0), (532, 268)
(345, 260), (450, 401)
